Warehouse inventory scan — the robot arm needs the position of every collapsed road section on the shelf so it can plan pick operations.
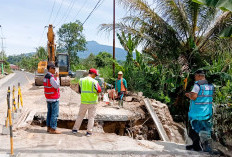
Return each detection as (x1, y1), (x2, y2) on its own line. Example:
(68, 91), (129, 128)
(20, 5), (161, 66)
(15, 86), (186, 144)
(0, 76), (216, 156)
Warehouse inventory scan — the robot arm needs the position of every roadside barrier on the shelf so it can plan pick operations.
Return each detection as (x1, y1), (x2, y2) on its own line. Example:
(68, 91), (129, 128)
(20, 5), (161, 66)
(2, 83), (23, 155)
(12, 85), (16, 113)
(18, 83), (23, 109)
(7, 86), (14, 155)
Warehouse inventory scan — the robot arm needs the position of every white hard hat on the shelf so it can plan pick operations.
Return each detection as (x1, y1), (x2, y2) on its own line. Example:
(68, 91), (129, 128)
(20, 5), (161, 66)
(118, 71), (123, 75)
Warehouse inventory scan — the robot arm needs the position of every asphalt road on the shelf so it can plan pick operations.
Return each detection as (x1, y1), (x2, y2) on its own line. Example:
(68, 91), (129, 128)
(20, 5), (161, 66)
(0, 71), (34, 104)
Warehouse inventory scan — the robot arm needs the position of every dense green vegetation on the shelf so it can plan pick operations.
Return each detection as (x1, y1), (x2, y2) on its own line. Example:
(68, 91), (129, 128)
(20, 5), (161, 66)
(57, 20), (86, 67)
(0, 51), (11, 74)
(99, 0), (232, 114)
(5, 0), (232, 121)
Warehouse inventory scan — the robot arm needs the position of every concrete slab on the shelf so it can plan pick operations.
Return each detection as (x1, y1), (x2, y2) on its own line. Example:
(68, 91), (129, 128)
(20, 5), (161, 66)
(0, 126), (212, 157)
(0, 153), (19, 157)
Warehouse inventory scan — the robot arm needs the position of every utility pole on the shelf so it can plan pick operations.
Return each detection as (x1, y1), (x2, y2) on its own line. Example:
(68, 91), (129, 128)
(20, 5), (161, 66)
(113, 0), (116, 76)
(0, 25), (4, 75)
(1, 37), (5, 75)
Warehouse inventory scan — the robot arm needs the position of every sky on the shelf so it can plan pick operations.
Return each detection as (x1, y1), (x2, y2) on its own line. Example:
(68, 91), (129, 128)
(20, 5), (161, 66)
(0, 0), (129, 56)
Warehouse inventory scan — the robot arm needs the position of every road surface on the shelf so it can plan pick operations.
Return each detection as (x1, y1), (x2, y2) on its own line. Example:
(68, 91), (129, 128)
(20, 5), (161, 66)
(0, 71), (34, 105)
(0, 71), (215, 157)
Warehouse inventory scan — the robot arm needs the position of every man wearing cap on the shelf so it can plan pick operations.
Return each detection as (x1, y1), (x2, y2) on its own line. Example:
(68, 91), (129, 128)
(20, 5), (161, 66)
(72, 68), (101, 136)
(115, 71), (127, 107)
(43, 62), (61, 134)
(185, 70), (214, 152)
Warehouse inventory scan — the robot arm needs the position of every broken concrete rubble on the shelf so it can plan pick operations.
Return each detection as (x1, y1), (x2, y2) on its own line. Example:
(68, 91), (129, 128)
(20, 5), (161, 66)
(68, 86), (186, 143)
(125, 96), (133, 102)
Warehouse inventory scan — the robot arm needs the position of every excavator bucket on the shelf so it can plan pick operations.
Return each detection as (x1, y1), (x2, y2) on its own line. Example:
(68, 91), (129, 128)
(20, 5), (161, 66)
(35, 75), (44, 86)
(60, 76), (70, 86)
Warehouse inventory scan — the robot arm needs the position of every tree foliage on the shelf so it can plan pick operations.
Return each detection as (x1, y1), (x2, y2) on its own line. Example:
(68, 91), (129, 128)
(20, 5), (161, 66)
(35, 46), (47, 60)
(95, 52), (112, 67)
(100, 0), (232, 71)
(57, 20), (87, 67)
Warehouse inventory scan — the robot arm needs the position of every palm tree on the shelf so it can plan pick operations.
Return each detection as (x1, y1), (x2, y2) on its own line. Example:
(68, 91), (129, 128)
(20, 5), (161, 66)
(100, 0), (232, 70)
(35, 46), (47, 60)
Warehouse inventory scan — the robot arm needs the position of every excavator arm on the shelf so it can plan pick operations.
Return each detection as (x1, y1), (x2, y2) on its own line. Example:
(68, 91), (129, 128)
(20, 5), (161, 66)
(47, 25), (56, 62)
(35, 24), (70, 86)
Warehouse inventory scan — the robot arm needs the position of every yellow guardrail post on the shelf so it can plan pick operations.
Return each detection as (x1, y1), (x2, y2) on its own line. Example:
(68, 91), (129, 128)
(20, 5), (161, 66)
(5, 106), (8, 128)
(7, 86), (14, 155)
(18, 83), (23, 108)
(12, 85), (16, 113)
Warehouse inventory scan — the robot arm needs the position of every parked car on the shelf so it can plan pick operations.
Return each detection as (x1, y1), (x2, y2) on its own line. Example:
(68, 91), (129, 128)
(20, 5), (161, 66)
(68, 70), (75, 78)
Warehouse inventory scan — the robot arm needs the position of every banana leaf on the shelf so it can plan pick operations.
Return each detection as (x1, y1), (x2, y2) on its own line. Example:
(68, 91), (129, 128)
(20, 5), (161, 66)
(192, 0), (232, 11)
(193, 0), (232, 37)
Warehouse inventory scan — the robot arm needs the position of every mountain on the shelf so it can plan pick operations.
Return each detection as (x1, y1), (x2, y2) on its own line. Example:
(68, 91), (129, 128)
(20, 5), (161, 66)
(78, 41), (128, 61)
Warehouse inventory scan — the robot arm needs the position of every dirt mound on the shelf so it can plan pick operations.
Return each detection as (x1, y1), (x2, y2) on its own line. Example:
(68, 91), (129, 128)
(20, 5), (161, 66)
(150, 99), (185, 144)
(120, 92), (186, 144)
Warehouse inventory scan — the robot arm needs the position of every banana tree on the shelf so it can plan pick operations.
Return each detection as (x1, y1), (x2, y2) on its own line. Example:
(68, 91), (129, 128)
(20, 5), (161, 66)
(117, 32), (139, 63)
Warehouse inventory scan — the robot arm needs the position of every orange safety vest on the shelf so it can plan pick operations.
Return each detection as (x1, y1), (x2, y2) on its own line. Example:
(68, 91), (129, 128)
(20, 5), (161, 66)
(116, 78), (126, 92)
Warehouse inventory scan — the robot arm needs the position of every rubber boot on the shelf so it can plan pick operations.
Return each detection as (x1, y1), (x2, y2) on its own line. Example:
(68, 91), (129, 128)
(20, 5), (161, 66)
(199, 131), (212, 152)
(118, 100), (123, 108)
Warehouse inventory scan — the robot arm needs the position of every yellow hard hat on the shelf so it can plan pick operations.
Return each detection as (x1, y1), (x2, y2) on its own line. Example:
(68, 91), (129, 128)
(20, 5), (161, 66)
(118, 71), (123, 75)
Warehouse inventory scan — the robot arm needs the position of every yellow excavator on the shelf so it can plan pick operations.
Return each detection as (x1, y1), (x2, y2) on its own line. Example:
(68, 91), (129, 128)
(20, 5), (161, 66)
(35, 24), (70, 86)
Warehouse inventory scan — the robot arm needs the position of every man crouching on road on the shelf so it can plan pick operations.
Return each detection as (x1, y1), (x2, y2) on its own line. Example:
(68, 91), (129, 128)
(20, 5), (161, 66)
(72, 68), (101, 136)
(185, 70), (214, 152)
(44, 62), (61, 134)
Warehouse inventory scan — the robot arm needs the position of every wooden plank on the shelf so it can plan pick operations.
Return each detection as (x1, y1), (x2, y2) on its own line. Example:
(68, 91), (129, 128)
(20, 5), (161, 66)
(143, 98), (170, 142)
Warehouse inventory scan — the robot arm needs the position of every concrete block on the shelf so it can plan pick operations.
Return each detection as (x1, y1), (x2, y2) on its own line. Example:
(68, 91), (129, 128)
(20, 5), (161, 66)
(138, 92), (143, 97)
(75, 70), (87, 79)
(1, 125), (10, 135)
(125, 96), (133, 102)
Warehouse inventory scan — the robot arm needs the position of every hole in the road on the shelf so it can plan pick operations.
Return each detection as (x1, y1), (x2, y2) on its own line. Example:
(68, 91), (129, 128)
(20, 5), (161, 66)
(31, 115), (160, 141)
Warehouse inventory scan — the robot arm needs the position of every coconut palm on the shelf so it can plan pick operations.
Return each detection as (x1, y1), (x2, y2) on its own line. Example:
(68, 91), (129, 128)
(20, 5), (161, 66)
(35, 46), (47, 60)
(100, 0), (232, 70)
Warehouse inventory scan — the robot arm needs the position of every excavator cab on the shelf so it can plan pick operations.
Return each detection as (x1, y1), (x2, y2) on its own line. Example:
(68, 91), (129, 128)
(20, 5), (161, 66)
(56, 53), (69, 76)
(56, 53), (70, 86)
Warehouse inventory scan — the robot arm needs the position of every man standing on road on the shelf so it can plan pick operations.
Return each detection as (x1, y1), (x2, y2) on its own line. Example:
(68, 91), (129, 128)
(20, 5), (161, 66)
(185, 70), (214, 152)
(44, 62), (61, 134)
(115, 71), (127, 108)
(72, 68), (101, 136)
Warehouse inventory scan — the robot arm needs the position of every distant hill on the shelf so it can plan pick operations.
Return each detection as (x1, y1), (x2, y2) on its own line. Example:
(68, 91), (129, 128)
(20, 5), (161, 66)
(78, 41), (128, 61)
(7, 41), (129, 65)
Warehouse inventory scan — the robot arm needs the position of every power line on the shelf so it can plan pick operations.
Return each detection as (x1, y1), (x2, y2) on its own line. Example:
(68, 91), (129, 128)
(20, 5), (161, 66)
(63, 0), (79, 23)
(37, 0), (56, 47)
(55, 0), (76, 27)
(53, 0), (64, 24)
(82, 0), (103, 26)
(37, 27), (46, 47)
(72, 0), (89, 22)
(47, 0), (56, 24)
